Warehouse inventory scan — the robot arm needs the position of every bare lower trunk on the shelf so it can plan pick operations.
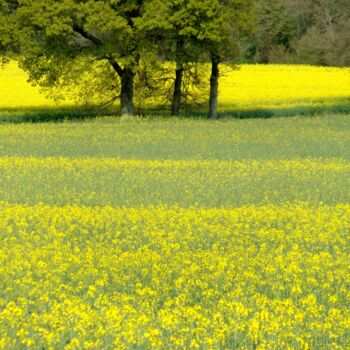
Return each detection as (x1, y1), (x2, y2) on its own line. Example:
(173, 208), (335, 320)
(171, 64), (184, 116)
(120, 68), (135, 116)
(208, 55), (220, 119)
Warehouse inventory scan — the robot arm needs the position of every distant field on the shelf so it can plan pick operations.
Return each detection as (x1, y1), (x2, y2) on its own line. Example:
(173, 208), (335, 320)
(1, 62), (350, 119)
(0, 61), (52, 107)
(0, 116), (349, 348)
(220, 64), (350, 111)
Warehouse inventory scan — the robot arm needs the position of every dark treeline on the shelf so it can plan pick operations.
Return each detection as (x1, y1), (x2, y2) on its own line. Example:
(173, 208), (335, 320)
(0, 0), (349, 118)
(248, 0), (350, 67)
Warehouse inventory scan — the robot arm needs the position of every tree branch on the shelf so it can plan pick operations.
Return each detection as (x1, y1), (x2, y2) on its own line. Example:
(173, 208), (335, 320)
(72, 24), (124, 77)
(72, 24), (103, 46)
(90, 95), (119, 108)
(108, 58), (124, 77)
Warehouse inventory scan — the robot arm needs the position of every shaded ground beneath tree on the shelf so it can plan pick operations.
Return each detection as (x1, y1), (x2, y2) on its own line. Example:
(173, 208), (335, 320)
(1, 100), (350, 123)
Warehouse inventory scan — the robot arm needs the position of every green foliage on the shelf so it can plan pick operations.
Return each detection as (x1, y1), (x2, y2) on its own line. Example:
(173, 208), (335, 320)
(245, 0), (350, 66)
(295, 0), (350, 66)
(14, 0), (141, 69)
(146, 0), (256, 62)
(0, 0), (13, 62)
(248, 0), (296, 63)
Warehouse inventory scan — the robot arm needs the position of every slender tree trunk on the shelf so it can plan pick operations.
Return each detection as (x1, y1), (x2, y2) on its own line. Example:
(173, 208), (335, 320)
(208, 55), (220, 119)
(171, 36), (185, 116)
(120, 67), (135, 116)
(171, 63), (184, 116)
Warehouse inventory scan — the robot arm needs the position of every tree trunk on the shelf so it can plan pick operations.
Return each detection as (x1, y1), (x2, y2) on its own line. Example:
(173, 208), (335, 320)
(171, 63), (184, 116)
(120, 67), (135, 116)
(208, 55), (220, 119)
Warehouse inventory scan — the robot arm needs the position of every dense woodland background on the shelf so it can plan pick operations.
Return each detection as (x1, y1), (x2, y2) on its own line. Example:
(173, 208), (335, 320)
(248, 0), (350, 66)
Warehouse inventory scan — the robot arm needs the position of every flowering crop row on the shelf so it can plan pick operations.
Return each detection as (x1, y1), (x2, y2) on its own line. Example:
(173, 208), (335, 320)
(0, 157), (349, 207)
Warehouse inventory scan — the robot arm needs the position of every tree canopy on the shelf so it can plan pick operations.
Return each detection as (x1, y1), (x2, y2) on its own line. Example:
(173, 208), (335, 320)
(0, 0), (256, 117)
(11, 0), (153, 115)
(0, 0), (13, 64)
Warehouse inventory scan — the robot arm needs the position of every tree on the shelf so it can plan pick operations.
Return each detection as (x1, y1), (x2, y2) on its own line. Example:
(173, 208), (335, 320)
(203, 0), (256, 119)
(248, 0), (296, 64)
(247, 0), (350, 67)
(294, 0), (350, 66)
(144, 0), (255, 119)
(142, 0), (209, 116)
(0, 0), (14, 65)
(10, 0), (154, 116)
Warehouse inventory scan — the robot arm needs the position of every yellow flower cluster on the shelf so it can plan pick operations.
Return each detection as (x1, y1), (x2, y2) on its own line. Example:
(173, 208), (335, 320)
(0, 202), (349, 349)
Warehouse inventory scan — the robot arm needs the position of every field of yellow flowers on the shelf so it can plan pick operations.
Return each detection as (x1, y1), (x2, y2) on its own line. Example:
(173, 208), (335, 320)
(0, 115), (349, 349)
(1, 62), (350, 348)
(1, 61), (350, 112)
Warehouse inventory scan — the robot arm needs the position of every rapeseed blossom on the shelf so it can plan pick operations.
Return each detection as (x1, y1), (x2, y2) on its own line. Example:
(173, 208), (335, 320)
(0, 203), (349, 349)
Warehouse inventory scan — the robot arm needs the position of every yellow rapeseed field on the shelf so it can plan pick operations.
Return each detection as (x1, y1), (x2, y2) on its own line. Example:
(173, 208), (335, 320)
(0, 202), (349, 349)
(1, 61), (350, 110)
(0, 64), (350, 349)
(220, 64), (350, 109)
(0, 62), (52, 108)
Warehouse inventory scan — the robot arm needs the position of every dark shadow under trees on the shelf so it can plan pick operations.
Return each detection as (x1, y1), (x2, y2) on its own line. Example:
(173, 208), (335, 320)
(1, 99), (350, 123)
